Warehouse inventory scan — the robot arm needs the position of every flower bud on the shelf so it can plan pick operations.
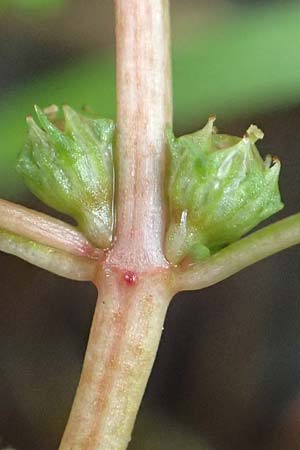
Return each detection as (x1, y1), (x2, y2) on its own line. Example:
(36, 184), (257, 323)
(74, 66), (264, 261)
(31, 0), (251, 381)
(165, 118), (283, 264)
(17, 105), (114, 248)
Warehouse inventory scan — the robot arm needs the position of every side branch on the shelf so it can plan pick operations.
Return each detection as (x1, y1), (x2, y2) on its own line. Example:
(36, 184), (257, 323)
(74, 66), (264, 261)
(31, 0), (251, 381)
(0, 199), (100, 259)
(0, 199), (101, 281)
(173, 214), (300, 292)
(0, 230), (97, 281)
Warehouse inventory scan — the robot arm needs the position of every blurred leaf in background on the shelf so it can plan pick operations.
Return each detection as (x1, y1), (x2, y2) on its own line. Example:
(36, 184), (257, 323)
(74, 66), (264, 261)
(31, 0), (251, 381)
(1, 2), (300, 197)
(0, 0), (66, 13)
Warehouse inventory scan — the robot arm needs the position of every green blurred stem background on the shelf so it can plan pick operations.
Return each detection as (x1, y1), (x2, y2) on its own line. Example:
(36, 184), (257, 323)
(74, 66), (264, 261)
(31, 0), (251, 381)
(1, 2), (300, 197)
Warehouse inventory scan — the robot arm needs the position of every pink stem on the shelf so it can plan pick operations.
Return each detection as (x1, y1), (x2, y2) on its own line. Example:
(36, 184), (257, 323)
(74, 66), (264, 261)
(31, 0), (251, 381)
(58, 2), (173, 449)
(0, 199), (99, 259)
(109, 0), (172, 272)
(58, 268), (172, 450)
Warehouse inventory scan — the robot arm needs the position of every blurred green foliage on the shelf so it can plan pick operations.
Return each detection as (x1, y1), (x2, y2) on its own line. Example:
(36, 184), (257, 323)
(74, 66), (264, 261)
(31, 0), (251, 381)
(1, 3), (300, 197)
(0, 0), (65, 13)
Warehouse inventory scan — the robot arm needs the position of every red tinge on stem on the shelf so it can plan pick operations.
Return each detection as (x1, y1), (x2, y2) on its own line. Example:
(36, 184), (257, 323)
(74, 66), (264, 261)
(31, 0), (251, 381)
(124, 270), (138, 285)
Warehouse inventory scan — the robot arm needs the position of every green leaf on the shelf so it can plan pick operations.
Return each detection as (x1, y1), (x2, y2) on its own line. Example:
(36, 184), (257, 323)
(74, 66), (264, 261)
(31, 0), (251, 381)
(165, 120), (283, 264)
(17, 105), (115, 248)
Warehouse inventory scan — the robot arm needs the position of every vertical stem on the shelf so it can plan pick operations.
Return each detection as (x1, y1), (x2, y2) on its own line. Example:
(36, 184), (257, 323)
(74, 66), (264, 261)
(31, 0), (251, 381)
(59, 1), (173, 450)
(58, 271), (172, 450)
(110, 0), (172, 271)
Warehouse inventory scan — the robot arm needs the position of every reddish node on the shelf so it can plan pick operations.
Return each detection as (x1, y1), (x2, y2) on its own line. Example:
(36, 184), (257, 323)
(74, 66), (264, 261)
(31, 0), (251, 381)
(124, 271), (137, 285)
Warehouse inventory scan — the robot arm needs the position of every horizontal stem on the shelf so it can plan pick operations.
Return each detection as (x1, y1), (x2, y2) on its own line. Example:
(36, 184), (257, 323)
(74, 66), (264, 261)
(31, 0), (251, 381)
(174, 214), (300, 292)
(0, 230), (97, 281)
(0, 199), (100, 259)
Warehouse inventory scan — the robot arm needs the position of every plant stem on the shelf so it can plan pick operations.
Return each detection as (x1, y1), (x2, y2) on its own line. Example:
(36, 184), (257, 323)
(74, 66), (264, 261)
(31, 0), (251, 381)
(174, 214), (300, 292)
(59, 269), (172, 450)
(0, 229), (98, 281)
(0, 199), (99, 258)
(109, 0), (172, 271)
(59, 1), (173, 449)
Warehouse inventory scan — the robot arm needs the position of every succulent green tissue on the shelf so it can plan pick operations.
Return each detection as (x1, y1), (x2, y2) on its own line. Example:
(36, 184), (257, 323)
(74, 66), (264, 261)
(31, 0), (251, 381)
(17, 105), (114, 248)
(165, 118), (283, 264)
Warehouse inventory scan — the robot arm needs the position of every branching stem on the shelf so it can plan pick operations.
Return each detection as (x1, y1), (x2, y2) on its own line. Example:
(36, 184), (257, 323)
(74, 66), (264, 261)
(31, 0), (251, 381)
(58, 1), (173, 449)
(1, 2), (300, 450)
(0, 199), (98, 258)
(173, 214), (300, 292)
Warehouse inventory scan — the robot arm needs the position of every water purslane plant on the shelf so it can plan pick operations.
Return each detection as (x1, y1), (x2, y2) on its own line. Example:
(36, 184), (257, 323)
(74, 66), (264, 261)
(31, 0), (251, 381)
(1, 1), (300, 449)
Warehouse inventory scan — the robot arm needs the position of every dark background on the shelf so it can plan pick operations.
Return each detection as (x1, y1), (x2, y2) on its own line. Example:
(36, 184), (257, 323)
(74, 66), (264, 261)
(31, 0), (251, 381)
(1, 1), (300, 449)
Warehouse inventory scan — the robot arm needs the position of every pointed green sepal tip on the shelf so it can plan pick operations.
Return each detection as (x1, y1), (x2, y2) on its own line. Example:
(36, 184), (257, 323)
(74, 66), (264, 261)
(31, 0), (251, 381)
(165, 119), (283, 265)
(17, 105), (115, 248)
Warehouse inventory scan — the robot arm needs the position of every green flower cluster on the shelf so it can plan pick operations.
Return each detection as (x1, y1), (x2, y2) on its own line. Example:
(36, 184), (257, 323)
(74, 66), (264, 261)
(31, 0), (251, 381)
(165, 118), (283, 264)
(17, 105), (114, 248)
